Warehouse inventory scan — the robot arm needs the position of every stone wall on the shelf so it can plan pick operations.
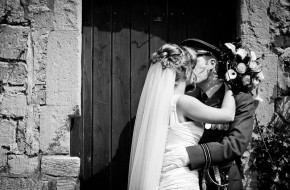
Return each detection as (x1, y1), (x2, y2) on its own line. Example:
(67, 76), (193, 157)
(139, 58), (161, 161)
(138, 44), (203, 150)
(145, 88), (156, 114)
(239, 0), (290, 189)
(0, 0), (82, 189)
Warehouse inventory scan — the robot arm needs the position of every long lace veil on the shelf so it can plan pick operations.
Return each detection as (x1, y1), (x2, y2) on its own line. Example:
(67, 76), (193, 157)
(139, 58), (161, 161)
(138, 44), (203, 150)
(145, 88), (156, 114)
(128, 61), (176, 190)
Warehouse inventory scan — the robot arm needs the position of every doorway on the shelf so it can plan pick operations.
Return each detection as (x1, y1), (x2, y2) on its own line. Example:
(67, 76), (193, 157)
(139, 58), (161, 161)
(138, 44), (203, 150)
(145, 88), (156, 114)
(71, 0), (238, 189)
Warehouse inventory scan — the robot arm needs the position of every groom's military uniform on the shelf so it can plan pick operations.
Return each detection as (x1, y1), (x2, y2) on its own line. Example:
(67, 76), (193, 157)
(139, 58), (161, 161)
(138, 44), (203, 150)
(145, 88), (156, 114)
(182, 39), (255, 190)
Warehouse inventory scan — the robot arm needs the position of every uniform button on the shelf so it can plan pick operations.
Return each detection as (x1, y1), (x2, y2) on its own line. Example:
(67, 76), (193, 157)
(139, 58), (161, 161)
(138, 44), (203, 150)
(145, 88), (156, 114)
(225, 175), (229, 181)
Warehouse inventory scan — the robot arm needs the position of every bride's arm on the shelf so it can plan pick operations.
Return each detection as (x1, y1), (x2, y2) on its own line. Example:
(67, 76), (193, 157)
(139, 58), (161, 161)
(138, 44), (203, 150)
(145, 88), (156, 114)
(177, 87), (235, 124)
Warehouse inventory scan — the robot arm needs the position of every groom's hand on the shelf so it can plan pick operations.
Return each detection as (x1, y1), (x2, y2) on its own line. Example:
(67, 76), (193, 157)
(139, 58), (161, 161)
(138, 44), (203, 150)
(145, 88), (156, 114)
(162, 146), (190, 172)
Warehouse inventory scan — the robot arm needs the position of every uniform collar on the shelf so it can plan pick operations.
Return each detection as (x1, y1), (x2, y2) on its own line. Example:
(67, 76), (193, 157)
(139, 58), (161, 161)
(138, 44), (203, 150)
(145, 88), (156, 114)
(203, 83), (225, 107)
(204, 83), (223, 99)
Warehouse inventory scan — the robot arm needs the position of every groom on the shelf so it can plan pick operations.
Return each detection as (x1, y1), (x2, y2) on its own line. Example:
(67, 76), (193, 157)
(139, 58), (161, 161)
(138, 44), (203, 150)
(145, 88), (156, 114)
(162, 39), (255, 190)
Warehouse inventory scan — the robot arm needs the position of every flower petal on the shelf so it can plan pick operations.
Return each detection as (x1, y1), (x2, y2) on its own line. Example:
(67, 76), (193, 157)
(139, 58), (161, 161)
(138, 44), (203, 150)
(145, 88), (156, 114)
(250, 51), (257, 61)
(242, 75), (251, 85)
(236, 48), (248, 60)
(252, 78), (260, 86)
(225, 69), (237, 81)
(249, 61), (257, 70)
(225, 43), (236, 54)
(236, 63), (247, 74)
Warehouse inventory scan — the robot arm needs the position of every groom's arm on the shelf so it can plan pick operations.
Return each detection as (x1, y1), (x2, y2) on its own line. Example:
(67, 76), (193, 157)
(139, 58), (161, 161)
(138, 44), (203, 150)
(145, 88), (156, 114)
(186, 93), (254, 170)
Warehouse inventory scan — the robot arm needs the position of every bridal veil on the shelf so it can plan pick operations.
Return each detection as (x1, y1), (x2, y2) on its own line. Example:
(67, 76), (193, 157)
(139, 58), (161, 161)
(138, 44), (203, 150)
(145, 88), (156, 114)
(128, 60), (176, 190)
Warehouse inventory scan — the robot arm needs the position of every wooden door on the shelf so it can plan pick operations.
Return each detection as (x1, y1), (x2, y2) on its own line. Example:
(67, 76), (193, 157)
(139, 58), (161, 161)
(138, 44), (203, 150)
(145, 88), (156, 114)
(71, 0), (238, 189)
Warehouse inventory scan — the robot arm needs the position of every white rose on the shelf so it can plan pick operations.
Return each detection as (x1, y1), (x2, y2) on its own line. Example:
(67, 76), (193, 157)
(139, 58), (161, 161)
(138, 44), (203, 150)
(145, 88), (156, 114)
(242, 75), (251, 85)
(225, 43), (236, 54)
(250, 51), (257, 61)
(249, 61), (257, 70)
(225, 69), (237, 81)
(236, 63), (247, 74)
(236, 48), (248, 60)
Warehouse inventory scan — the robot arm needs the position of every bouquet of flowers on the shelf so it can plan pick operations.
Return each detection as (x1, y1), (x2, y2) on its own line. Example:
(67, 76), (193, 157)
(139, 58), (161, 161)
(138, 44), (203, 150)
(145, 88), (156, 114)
(218, 42), (264, 96)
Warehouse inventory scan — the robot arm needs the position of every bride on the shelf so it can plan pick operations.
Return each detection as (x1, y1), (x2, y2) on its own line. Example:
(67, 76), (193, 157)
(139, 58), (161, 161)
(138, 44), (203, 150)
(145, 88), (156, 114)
(128, 44), (235, 190)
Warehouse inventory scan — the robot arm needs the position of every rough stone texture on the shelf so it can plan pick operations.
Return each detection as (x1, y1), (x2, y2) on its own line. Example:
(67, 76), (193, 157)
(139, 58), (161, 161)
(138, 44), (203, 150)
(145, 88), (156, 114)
(56, 177), (80, 190)
(254, 54), (278, 124)
(7, 155), (38, 175)
(42, 156), (80, 177)
(42, 175), (80, 190)
(0, 148), (7, 173)
(16, 120), (27, 153)
(0, 61), (27, 85)
(40, 106), (72, 154)
(240, 0), (290, 189)
(0, 0), (81, 188)
(4, 0), (28, 24)
(31, 31), (50, 84)
(0, 119), (17, 148)
(0, 25), (29, 60)
(0, 177), (51, 190)
(31, 84), (46, 105)
(0, 94), (27, 118)
(53, 0), (82, 31)
(240, 0), (278, 125)
(24, 105), (40, 155)
(46, 30), (81, 107)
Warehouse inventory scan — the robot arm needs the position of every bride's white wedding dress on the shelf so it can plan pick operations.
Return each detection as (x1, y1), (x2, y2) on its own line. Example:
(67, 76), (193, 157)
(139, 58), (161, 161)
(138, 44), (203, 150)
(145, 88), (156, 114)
(159, 95), (204, 190)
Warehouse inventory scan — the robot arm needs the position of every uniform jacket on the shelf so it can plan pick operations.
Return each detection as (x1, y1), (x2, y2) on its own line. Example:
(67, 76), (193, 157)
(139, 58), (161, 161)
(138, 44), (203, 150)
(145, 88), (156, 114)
(186, 84), (255, 190)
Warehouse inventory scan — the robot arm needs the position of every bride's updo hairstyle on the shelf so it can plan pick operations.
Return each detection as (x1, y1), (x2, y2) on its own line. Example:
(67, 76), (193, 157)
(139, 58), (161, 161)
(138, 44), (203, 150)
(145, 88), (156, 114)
(151, 43), (197, 82)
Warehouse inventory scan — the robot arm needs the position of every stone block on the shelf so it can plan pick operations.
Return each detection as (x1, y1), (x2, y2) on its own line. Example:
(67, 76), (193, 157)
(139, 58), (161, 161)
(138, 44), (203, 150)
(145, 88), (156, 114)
(53, 0), (82, 30)
(0, 94), (27, 118)
(56, 177), (79, 190)
(33, 11), (54, 31)
(24, 105), (40, 155)
(0, 25), (29, 59)
(31, 31), (50, 84)
(255, 54), (278, 125)
(40, 106), (72, 154)
(0, 119), (17, 148)
(46, 30), (81, 107)
(0, 1), (6, 19)
(15, 120), (26, 153)
(0, 148), (8, 173)
(32, 84), (46, 105)
(0, 0), (27, 24)
(3, 86), (26, 94)
(42, 156), (80, 177)
(7, 154), (38, 175)
(0, 62), (27, 85)
(28, 0), (53, 13)
(0, 177), (50, 190)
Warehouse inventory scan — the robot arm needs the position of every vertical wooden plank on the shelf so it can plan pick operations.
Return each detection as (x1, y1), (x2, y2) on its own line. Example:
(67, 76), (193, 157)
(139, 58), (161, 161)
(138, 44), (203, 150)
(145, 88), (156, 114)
(82, 0), (93, 182)
(92, 0), (112, 188)
(187, 1), (206, 40)
(187, 0), (238, 46)
(112, 0), (131, 160)
(131, 0), (149, 124)
(168, 0), (187, 44)
(149, 0), (168, 54)
(111, 1), (131, 189)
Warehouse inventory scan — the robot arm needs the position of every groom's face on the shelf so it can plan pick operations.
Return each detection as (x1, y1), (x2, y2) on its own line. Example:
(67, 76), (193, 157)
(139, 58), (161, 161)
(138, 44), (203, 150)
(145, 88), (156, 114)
(193, 56), (211, 84)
